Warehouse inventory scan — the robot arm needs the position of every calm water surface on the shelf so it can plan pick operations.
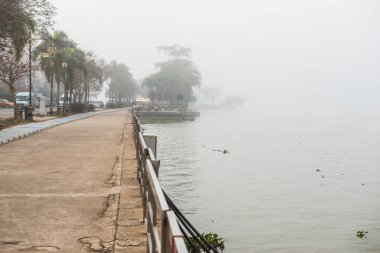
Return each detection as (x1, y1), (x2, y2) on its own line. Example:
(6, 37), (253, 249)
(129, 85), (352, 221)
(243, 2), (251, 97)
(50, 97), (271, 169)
(142, 106), (380, 253)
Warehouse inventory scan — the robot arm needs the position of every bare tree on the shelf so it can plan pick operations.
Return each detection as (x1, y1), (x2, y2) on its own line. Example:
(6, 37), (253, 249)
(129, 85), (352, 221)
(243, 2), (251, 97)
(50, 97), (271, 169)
(0, 43), (30, 119)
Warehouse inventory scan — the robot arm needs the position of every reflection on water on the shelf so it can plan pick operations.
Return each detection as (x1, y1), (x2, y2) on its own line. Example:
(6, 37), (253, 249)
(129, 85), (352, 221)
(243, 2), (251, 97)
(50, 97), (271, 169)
(142, 107), (380, 253)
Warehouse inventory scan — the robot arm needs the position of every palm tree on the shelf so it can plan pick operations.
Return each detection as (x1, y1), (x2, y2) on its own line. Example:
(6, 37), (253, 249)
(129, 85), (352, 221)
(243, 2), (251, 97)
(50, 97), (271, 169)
(36, 31), (87, 113)
(64, 47), (86, 108)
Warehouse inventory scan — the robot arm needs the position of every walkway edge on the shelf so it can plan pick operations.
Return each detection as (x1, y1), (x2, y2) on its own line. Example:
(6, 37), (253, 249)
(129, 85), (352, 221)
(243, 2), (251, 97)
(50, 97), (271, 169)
(0, 109), (127, 146)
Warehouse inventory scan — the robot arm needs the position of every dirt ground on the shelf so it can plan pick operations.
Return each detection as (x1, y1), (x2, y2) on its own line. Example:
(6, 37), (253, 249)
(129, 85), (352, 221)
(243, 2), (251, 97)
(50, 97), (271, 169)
(0, 110), (146, 253)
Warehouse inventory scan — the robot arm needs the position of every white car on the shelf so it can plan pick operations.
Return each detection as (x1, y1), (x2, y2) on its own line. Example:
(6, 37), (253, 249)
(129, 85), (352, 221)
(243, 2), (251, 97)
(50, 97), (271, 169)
(59, 95), (65, 107)
(93, 101), (105, 108)
(16, 92), (37, 108)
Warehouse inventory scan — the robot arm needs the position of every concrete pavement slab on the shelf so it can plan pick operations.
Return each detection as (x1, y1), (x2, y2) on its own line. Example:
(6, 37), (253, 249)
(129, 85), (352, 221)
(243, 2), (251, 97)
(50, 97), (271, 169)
(0, 109), (145, 252)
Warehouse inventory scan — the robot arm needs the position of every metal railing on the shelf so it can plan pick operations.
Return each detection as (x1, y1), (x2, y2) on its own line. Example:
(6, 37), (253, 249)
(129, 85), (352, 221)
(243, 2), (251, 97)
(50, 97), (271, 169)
(132, 111), (188, 253)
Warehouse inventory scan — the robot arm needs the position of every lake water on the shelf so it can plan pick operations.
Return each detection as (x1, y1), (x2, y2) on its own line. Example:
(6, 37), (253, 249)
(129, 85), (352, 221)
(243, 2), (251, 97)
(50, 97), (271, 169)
(142, 104), (380, 253)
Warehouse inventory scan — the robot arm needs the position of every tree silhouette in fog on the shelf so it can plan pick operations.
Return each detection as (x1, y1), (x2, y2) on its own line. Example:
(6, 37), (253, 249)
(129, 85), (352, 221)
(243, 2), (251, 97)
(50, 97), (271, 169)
(143, 45), (201, 106)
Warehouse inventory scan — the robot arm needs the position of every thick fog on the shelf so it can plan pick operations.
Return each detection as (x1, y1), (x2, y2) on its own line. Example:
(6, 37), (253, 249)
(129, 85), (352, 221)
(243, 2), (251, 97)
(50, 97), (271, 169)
(53, 0), (380, 111)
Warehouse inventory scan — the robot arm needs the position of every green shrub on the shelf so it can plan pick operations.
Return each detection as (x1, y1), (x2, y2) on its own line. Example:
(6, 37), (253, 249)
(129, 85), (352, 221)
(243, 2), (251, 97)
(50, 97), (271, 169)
(86, 104), (95, 112)
(106, 102), (116, 108)
(115, 102), (124, 108)
(70, 103), (85, 113)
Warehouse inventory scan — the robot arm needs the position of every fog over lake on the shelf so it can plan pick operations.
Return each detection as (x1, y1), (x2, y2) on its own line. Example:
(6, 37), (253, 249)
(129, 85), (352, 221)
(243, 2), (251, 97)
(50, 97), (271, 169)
(54, 0), (380, 107)
(53, 0), (380, 252)
(143, 106), (380, 252)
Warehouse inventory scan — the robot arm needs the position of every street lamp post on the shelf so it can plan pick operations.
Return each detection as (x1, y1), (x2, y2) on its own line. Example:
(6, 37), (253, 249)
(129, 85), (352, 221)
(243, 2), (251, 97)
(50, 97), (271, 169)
(28, 31), (33, 120)
(41, 53), (54, 115)
(62, 62), (68, 114)
(49, 60), (54, 115)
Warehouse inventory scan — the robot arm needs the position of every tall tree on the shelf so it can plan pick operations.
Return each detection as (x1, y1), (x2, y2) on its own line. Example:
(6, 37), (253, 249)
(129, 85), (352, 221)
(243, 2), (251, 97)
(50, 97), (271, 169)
(83, 52), (104, 104)
(157, 44), (191, 60)
(36, 30), (85, 111)
(106, 61), (137, 104)
(143, 45), (201, 106)
(0, 0), (55, 59)
(66, 48), (87, 106)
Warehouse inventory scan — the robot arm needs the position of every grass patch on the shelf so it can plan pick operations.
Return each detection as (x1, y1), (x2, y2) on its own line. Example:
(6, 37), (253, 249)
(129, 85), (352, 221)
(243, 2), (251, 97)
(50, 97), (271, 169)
(0, 118), (34, 130)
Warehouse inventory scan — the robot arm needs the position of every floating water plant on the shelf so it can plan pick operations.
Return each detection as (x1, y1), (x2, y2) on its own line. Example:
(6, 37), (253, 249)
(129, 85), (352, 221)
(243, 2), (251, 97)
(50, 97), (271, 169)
(211, 149), (229, 154)
(357, 231), (368, 238)
(185, 232), (225, 252)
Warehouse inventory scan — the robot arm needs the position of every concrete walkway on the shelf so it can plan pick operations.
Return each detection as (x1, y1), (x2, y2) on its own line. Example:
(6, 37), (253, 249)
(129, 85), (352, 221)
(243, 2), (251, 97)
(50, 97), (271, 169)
(0, 109), (123, 146)
(0, 110), (146, 252)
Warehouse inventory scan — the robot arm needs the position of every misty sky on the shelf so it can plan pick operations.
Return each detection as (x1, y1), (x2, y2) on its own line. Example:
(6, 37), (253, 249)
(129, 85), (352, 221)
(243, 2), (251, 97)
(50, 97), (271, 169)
(53, 0), (380, 108)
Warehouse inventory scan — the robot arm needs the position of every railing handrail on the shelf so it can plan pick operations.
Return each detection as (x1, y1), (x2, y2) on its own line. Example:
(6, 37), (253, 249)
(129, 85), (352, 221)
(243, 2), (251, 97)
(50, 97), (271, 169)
(132, 110), (188, 253)
(146, 157), (169, 212)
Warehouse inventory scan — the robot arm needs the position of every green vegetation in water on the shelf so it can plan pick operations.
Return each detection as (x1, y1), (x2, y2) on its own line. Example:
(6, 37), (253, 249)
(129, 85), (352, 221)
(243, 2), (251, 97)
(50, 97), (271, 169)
(212, 149), (229, 154)
(185, 232), (225, 252)
(357, 231), (368, 238)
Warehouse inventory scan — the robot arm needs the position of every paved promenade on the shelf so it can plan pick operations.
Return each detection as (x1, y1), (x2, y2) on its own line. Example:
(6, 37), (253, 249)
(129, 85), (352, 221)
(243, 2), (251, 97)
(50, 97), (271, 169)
(0, 110), (121, 145)
(0, 110), (146, 253)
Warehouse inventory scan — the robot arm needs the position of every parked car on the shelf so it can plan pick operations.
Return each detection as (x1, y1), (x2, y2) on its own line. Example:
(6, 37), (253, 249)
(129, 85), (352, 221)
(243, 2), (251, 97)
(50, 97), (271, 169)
(16, 92), (37, 108)
(59, 95), (64, 107)
(93, 101), (105, 108)
(0, 98), (14, 108)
